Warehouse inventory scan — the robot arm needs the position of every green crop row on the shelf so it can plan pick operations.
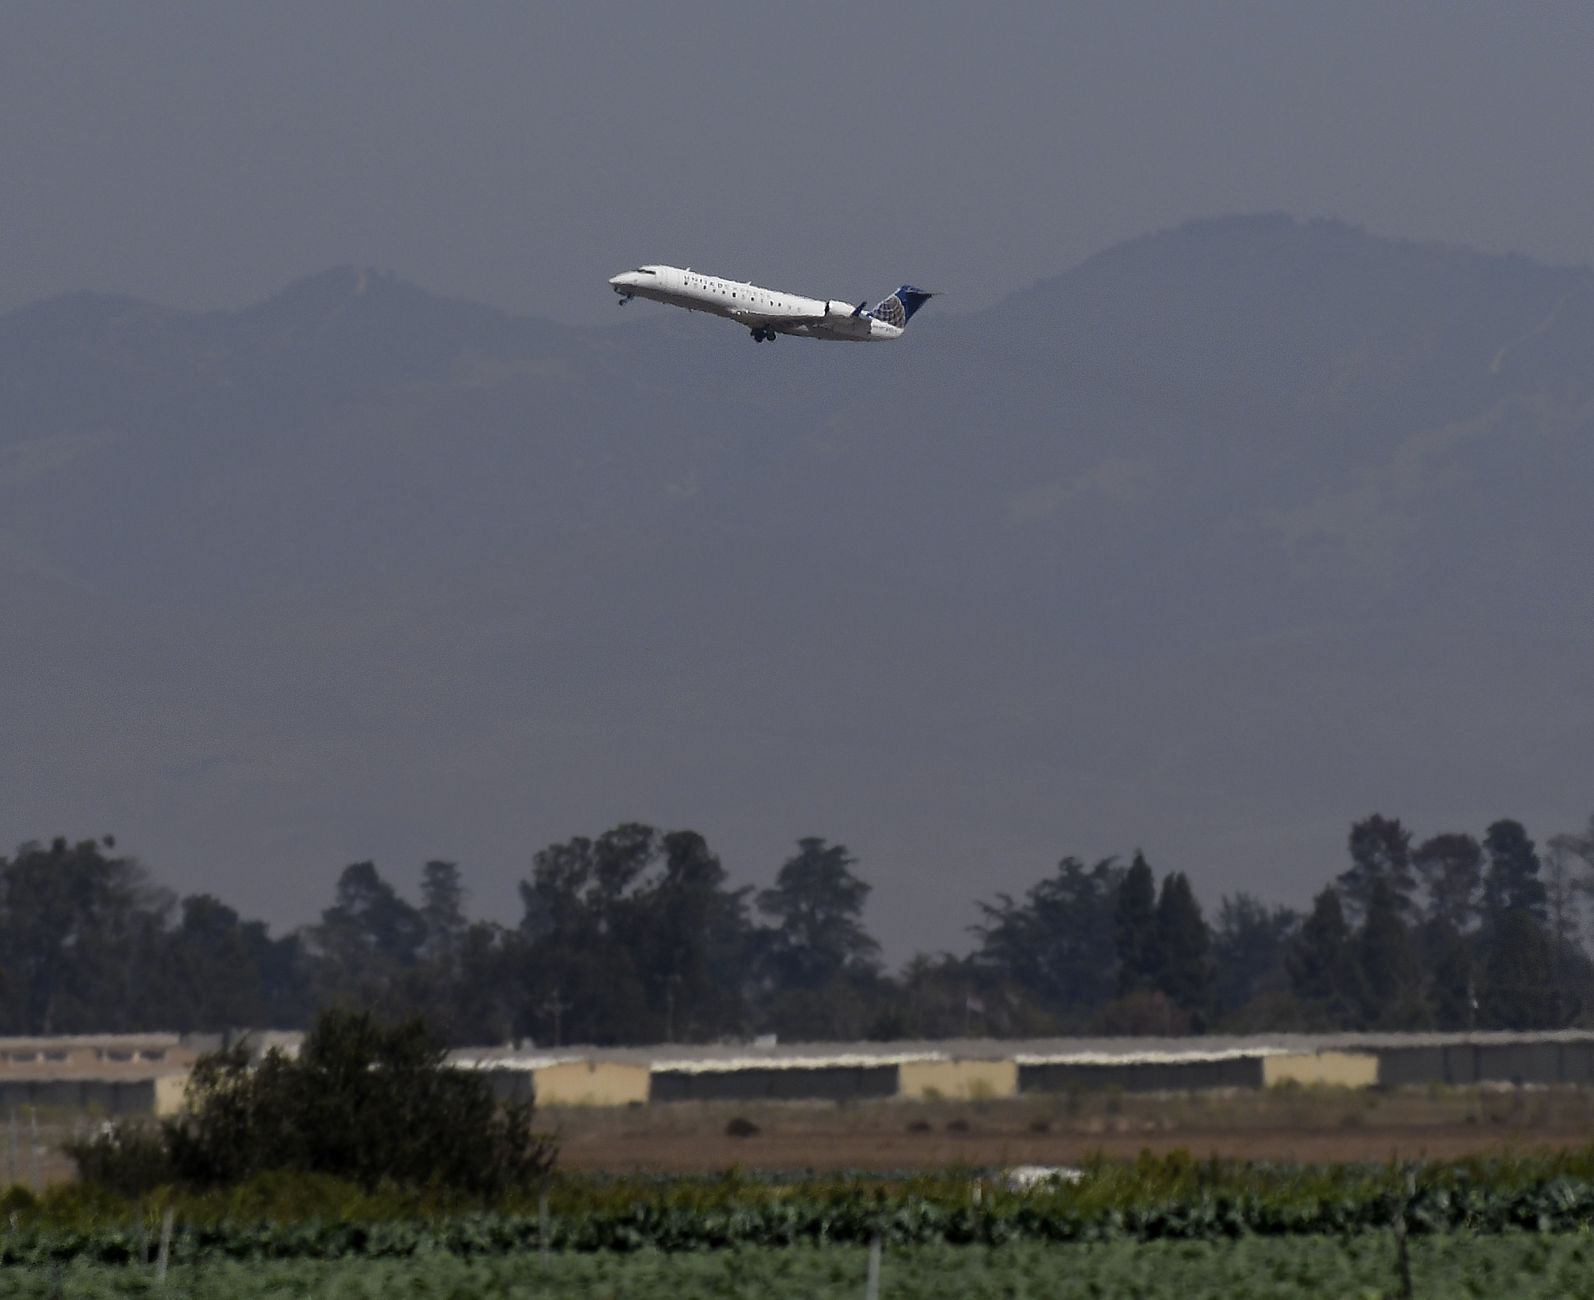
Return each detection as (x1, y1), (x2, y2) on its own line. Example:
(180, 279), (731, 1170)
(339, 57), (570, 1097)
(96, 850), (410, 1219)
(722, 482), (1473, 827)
(11, 1148), (1594, 1264)
(31, 1145), (1594, 1224)
(6, 1174), (1594, 1263)
(10, 1235), (1594, 1299)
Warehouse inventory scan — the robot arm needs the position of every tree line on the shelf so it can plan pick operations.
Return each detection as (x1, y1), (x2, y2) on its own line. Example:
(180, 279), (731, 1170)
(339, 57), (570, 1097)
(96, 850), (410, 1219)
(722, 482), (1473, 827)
(2, 813), (1592, 1045)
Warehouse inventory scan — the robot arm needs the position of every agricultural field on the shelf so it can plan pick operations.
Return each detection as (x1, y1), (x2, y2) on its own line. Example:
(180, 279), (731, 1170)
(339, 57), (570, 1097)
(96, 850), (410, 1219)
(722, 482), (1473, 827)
(11, 1086), (1594, 1295)
(11, 1148), (1594, 1266)
(8, 1236), (1594, 1298)
(548, 1083), (1594, 1173)
(15, 1083), (1594, 1192)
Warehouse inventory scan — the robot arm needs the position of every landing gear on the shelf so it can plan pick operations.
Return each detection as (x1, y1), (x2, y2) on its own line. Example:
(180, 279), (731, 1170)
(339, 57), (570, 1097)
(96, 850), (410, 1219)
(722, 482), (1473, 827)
(750, 328), (775, 343)
(617, 293), (632, 306)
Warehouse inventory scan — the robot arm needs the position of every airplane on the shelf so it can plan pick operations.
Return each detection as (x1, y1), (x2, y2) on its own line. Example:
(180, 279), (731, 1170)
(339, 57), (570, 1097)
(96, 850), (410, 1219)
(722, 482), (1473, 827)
(607, 265), (934, 342)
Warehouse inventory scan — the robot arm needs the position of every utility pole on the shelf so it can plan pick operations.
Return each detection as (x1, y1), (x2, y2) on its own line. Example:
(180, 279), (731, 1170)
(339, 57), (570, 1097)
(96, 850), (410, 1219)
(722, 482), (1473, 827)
(543, 990), (569, 1048)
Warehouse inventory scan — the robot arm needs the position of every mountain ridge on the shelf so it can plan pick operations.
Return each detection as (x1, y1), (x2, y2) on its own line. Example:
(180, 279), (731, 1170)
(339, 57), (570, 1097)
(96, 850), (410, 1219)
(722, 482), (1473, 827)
(2, 215), (1589, 956)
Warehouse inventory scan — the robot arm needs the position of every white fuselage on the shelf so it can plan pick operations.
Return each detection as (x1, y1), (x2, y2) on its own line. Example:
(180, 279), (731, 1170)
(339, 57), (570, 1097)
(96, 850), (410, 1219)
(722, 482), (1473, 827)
(608, 265), (905, 341)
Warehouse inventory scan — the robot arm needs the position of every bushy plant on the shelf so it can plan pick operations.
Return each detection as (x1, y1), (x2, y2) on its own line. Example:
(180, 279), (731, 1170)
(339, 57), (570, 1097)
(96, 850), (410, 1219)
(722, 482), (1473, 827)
(168, 1009), (555, 1196)
(60, 1124), (173, 1199)
(68, 1010), (554, 1199)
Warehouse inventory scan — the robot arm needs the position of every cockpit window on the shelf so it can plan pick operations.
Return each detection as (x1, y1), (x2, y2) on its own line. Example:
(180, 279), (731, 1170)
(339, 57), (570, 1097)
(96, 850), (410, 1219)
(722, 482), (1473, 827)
(632, 267), (657, 275)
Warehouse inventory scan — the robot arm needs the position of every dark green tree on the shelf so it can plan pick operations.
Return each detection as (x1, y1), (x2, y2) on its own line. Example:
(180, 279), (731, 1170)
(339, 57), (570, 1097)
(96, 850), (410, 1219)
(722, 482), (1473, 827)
(1477, 908), (1557, 1029)
(1337, 815), (1415, 921)
(1542, 835), (1590, 1022)
(252, 925), (314, 1028)
(1355, 876), (1424, 1028)
(757, 838), (880, 992)
(1287, 887), (1364, 1026)
(1113, 852), (1159, 996)
(516, 825), (656, 1045)
(392, 859), (482, 1042)
(635, 830), (753, 1041)
(974, 856), (1123, 1026)
(0, 837), (170, 1034)
(1482, 819), (1546, 927)
(514, 824), (761, 1045)
(1210, 893), (1299, 1016)
(162, 895), (271, 1033)
(1153, 871), (1211, 1015)
(1412, 832), (1482, 937)
(889, 952), (1010, 1039)
(419, 860), (468, 965)
(1427, 934), (1476, 1031)
(1549, 814), (1594, 884)
(443, 922), (520, 1046)
(309, 861), (427, 1013)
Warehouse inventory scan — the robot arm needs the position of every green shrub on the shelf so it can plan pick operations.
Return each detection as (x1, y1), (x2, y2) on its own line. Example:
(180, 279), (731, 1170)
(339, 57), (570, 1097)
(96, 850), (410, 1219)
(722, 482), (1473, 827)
(0, 1184), (37, 1215)
(166, 1010), (555, 1197)
(61, 1123), (173, 1199)
(68, 1010), (555, 1200)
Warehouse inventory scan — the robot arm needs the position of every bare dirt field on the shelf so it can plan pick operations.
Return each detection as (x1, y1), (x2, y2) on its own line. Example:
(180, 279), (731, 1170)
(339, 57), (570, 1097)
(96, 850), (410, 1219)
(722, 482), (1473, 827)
(543, 1086), (1594, 1172)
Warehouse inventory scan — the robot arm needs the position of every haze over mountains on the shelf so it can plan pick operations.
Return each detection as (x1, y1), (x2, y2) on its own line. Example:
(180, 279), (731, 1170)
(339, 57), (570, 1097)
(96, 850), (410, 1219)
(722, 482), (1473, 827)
(3, 215), (1590, 957)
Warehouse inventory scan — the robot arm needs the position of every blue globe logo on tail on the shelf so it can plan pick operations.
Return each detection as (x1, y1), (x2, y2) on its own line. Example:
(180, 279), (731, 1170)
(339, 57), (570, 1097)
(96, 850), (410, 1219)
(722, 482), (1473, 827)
(870, 285), (934, 330)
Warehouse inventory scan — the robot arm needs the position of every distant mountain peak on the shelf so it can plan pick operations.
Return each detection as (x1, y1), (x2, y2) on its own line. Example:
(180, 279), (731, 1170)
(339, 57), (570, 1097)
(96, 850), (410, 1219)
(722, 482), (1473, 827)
(1073, 211), (1593, 286)
(242, 265), (425, 325)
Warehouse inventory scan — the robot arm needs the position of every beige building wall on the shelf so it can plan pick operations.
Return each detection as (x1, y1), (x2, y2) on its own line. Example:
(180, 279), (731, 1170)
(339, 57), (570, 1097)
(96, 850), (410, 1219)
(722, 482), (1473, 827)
(1262, 1051), (1378, 1089)
(897, 1058), (1018, 1101)
(532, 1060), (650, 1107)
(0, 1042), (198, 1081)
(154, 1073), (191, 1117)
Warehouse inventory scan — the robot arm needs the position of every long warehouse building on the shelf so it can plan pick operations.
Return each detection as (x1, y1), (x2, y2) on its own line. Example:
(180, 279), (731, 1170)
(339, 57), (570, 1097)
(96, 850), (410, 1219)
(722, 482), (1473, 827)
(449, 1029), (1594, 1106)
(7, 1030), (1594, 1114)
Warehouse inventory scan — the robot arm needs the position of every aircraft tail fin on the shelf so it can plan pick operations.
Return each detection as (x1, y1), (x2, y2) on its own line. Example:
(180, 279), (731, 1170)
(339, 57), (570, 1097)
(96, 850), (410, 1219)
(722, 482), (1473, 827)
(870, 285), (934, 329)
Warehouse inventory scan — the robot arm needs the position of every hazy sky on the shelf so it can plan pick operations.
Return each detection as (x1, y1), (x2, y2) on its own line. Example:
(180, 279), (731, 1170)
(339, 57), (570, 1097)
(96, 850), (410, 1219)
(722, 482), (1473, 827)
(7, 2), (1594, 324)
(6, 2), (1594, 959)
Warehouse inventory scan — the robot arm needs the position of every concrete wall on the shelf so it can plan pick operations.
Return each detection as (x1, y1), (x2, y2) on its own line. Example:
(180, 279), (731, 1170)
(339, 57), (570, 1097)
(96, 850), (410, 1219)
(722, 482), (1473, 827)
(898, 1058), (1018, 1101)
(154, 1074), (189, 1117)
(650, 1064), (899, 1104)
(477, 1067), (535, 1105)
(1019, 1056), (1264, 1094)
(0, 1079), (157, 1116)
(532, 1061), (650, 1107)
(1375, 1040), (1594, 1088)
(1263, 1052), (1379, 1088)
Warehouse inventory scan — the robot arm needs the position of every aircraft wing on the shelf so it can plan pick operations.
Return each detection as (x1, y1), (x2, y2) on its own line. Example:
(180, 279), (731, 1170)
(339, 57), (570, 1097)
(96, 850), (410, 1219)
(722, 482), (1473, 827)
(728, 308), (829, 328)
(731, 304), (874, 338)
